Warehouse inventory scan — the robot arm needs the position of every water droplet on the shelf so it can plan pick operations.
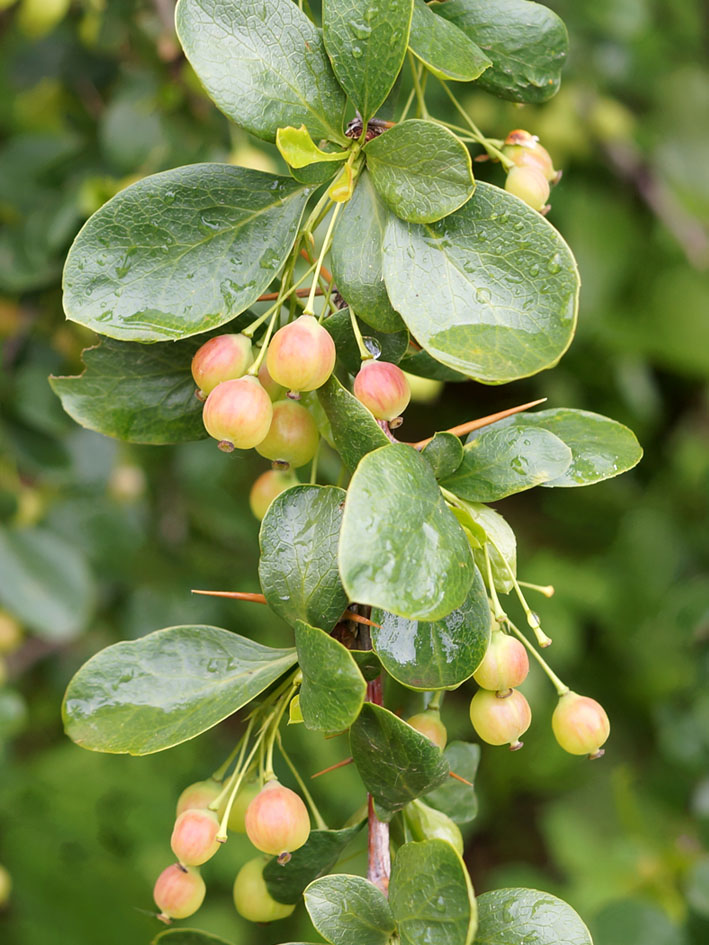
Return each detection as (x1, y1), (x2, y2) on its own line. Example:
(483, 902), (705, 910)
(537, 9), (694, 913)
(547, 252), (562, 274)
(260, 247), (282, 269)
(475, 287), (491, 304)
(406, 245), (416, 258)
(351, 45), (363, 58)
(350, 20), (371, 39)
(164, 190), (177, 205)
(363, 336), (382, 358)
(529, 263), (540, 276)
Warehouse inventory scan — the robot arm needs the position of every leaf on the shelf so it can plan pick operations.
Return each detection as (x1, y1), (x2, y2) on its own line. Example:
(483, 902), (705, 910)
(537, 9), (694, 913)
(390, 840), (477, 945)
(322, 0), (414, 124)
(295, 621), (367, 731)
(329, 172), (406, 332)
(176, 0), (346, 143)
(425, 741), (480, 824)
(62, 626), (297, 755)
(316, 375), (389, 474)
(323, 307), (409, 375)
(422, 433), (464, 480)
(277, 126), (349, 169)
(404, 799), (464, 854)
(264, 825), (363, 905)
(433, 0), (569, 104)
(409, 0), (491, 82)
(153, 931), (235, 945)
(305, 874), (395, 945)
(259, 486), (349, 633)
(442, 424), (572, 502)
(366, 120), (475, 224)
(350, 649), (382, 682)
(454, 501), (517, 594)
(401, 348), (469, 383)
(0, 527), (94, 642)
(382, 181), (579, 384)
(63, 164), (310, 342)
(349, 703), (450, 819)
(371, 567), (490, 690)
(474, 888), (592, 945)
(339, 444), (474, 621)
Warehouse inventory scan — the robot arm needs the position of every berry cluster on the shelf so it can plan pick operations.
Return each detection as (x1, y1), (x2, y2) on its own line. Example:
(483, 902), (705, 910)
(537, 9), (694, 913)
(502, 129), (560, 213)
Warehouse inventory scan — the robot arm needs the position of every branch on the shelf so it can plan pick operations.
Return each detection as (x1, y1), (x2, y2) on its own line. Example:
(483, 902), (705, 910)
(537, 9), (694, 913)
(407, 398), (547, 449)
(365, 675), (391, 895)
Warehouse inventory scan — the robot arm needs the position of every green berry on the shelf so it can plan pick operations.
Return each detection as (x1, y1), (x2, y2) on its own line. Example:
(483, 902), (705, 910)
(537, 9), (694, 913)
(227, 780), (261, 833)
(255, 400), (319, 467)
(505, 165), (550, 211)
(406, 710), (447, 750)
(503, 129), (558, 183)
(552, 691), (610, 759)
(233, 856), (295, 923)
(469, 688), (531, 750)
(176, 778), (221, 817)
(249, 469), (297, 521)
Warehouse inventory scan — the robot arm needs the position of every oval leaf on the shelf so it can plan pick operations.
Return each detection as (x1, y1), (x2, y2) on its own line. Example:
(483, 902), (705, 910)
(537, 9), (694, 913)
(425, 741), (480, 824)
(409, 0), (491, 82)
(422, 432), (464, 480)
(295, 620), (367, 731)
(63, 165), (310, 342)
(264, 825), (363, 905)
(475, 887), (592, 945)
(277, 125), (349, 169)
(304, 874), (395, 945)
(62, 626), (297, 755)
(383, 181), (579, 383)
(317, 375), (389, 474)
(153, 932), (235, 945)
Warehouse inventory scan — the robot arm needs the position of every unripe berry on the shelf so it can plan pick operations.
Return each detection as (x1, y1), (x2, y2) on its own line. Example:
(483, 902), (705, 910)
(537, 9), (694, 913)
(227, 780), (261, 833)
(406, 710), (447, 750)
(202, 376), (273, 451)
(233, 856), (295, 923)
(258, 361), (285, 401)
(153, 864), (206, 922)
(0, 613), (23, 655)
(552, 691), (610, 759)
(266, 314), (336, 392)
(503, 129), (558, 183)
(505, 165), (550, 212)
(171, 808), (221, 866)
(353, 360), (411, 421)
(249, 469), (297, 520)
(473, 631), (529, 695)
(191, 333), (253, 397)
(0, 864), (11, 908)
(245, 779), (310, 856)
(176, 779), (221, 817)
(255, 400), (319, 468)
(469, 688), (531, 750)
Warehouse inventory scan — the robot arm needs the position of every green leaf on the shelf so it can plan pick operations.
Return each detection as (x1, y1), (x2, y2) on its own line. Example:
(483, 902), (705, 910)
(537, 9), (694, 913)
(322, 0), (414, 124)
(350, 649), (382, 682)
(0, 527), (94, 642)
(277, 126), (349, 169)
(422, 432), (464, 480)
(295, 620), (367, 731)
(382, 181), (579, 383)
(442, 424), (572, 502)
(371, 567), (490, 690)
(433, 0), (569, 104)
(409, 0), (491, 82)
(401, 348), (469, 382)
(259, 486), (349, 633)
(404, 799), (464, 854)
(339, 444), (474, 621)
(350, 703), (450, 819)
(474, 888), (592, 944)
(176, 0), (346, 143)
(153, 932), (235, 945)
(63, 165), (309, 342)
(390, 840), (477, 945)
(290, 160), (341, 187)
(304, 874), (395, 945)
(425, 741), (480, 824)
(366, 120), (475, 224)
(317, 375), (389, 474)
(264, 825), (363, 905)
(330, 172), (406, 332)
(455, 501), (517, 594)
(324, 307), (409, 375)
(62, 626), (297, 755)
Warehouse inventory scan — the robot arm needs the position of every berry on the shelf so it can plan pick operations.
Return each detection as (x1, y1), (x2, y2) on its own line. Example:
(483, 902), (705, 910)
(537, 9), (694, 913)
(266, 314), (336, 392)
(191, 333), (253, 397)
(255, 400), (319, 467)
(244, 779), (310, 856)
(249, 469), (297, 521)
(176, 779), (221, 817)
(202, 375), (273, 451)
(170, 808), (221, 866)
(227, 780), (261, 833)
(406, 710), (447, 750)
(233, 856), (295, 923)
(552, 691), (610, 759)
(153, 864), (205, 922)
(473, 631), (529, 695)
(0, 613), (23, 655)
(258, 362), (285, 402)
(504, 165), (550, 212)
(503, 129), (558, 183)
(0, 864), (11, 908)
(353, 360), (411, 421)
(469, 688), (531, 750)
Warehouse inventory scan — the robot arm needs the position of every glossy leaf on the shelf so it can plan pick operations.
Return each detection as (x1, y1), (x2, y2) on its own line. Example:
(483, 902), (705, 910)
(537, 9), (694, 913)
(153, 932), (235, 945)
(259, 486), (348, 633)
(339, 444), (474, 620)
(442, 424), (572, 502)
(404, 799), (464, 854)
(323, 307), (408, 376)
(350, 703), (450, 819)
(295, 621), (367, 731)
(63, 165), (309, 342)
(390, 840), (477, 945)
(276, 126), (349, 169)
(425, 741), (480, 824)
(330, 172), (406, 332)
(304, 874), (395, 945)
(433, 0), (569, 104)
(317, 375), (389, 473)
(371, 567), (490, 690)
(176, 0), (346, 142)
(422, 432), (464, 480)
(62, 626), (297, 755)
(401, 348), (469, 383)
(264, 825), (363, 905)
(350, 649), (382, 682)
(322, 0), (414, 124)
(382, 182), (579, 383)
(453, 500), (517, 593)
(475, 888), (592, 944)
(409, 0), (491, 82)
(366, 120), (475, 224)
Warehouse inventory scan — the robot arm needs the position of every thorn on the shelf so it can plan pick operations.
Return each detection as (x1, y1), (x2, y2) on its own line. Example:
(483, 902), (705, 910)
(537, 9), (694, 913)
(191, 589), (267, 603)
(344, 611), (381, 629)
(449, 771), (474, 787)
(323, 730), (348, 739)
(311, 757), (354, 779)
(408, 398), (548, 450)
(257, 287), (320, 302)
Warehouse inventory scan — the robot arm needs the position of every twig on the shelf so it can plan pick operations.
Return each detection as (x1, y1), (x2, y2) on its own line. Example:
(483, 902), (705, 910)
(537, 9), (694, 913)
(257, 287), (321, 302)
(190, 589), (380, 628)
(311, 757), (354, 779)
(407, 398), (547, 449)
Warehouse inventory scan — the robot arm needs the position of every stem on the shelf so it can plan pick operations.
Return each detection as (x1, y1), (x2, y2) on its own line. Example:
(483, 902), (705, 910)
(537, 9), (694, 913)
(247, 307), (280, 376)
(303, 203), (342, 316)
(438, 82), (512, 167)
(212, 729), (249, 783)
(483, 544), (506, 625)
(217, 726), (267, 841)
(349, 307), (373, 361)
(264, 677), (300, 778)
(276, 731), (328, 830)
(488, 535), (552, 647)
(399, 85), (417, 123)
(365, 674), (391, 895)
(309, 439), (320, 485)
(408, 398), (547, 449)
(518, 580), (555, 598)
(244, 262), (317, 338)
(409, 52), (428, 118)
(506, 620), (569, 696)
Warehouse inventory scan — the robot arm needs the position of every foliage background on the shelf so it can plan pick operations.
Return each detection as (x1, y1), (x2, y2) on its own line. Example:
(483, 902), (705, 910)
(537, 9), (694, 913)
(0, 1), (707, 943)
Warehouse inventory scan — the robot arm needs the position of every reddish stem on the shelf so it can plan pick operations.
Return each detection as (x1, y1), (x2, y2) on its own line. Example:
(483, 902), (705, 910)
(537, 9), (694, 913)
(257, 287), (321, 302)
(407, 398), (547, 450)
(365, 676), (391, 895)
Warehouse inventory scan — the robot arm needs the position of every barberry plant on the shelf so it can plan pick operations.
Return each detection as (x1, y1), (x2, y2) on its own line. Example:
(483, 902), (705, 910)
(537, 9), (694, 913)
(52, 1), (644, 943)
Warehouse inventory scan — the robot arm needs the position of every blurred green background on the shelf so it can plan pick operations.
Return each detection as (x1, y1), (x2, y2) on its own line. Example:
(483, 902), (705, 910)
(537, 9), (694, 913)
(0, 1), (707, 943)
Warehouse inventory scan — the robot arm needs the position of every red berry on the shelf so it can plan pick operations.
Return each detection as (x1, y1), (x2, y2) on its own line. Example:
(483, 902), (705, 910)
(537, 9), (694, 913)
(473, 631), (529, 695)
(255, 399), (319, 468)
(552, 691), (610, 759)
(202, 375), (272, 451)
(153, 864), (205, 922)
(175, 779), (221, 817)
(233, 856), (295, 923)
(469, 688), (531, 750)
(244, 779), (310, 856)
(170, 808), (220, 866)
(353, 360), (411, 421)
(406, 710), (447, 750)
(504, 165), (550, 211)
(266, 314), (336, 392)
(249, 469), (297, 521)
(191, 333), (253, 396)
(503, 129), (558, 183)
